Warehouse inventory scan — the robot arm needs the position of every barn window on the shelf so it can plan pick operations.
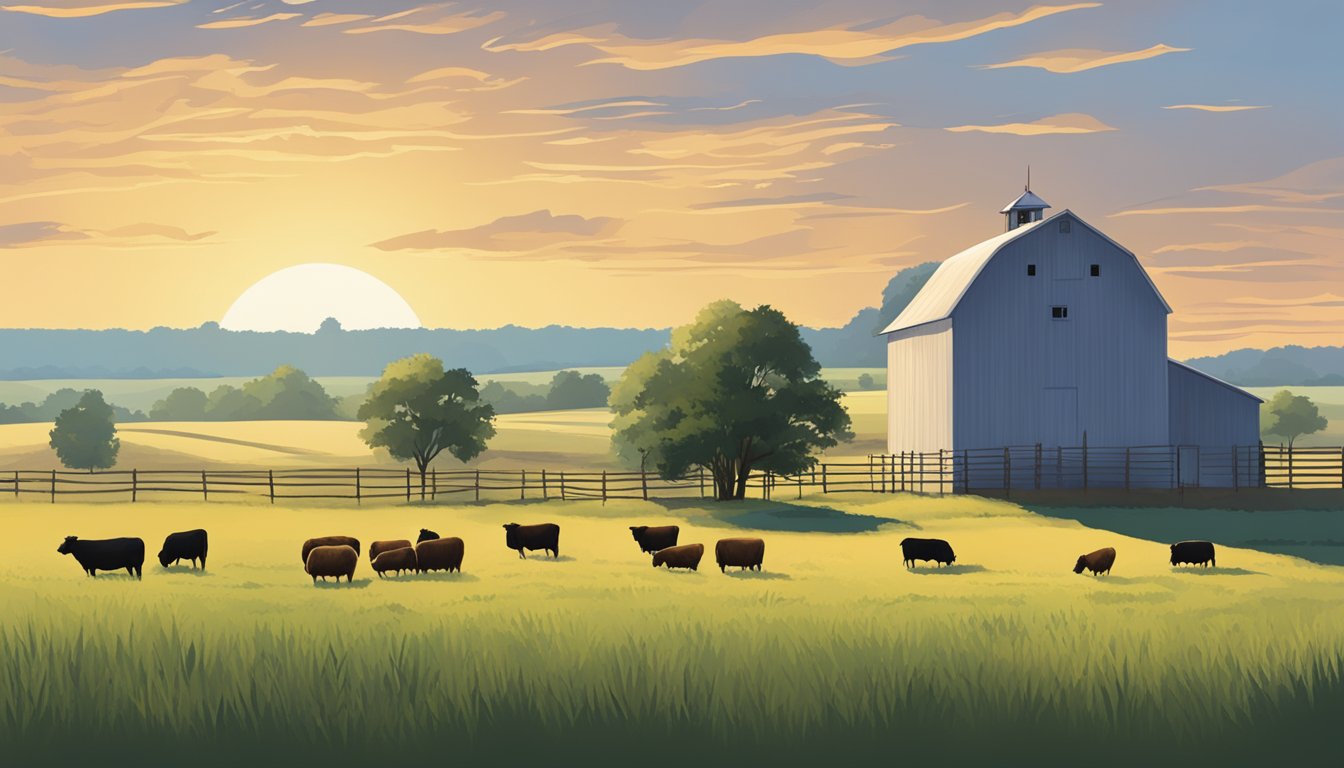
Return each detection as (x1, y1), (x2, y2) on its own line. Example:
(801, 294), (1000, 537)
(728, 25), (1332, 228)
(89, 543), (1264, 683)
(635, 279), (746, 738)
(1027, 264), (1036, 276)
(1060, 219), (1072, 234)
(1051, 306), (1069, 320)
(1090, 264), (1100, 277)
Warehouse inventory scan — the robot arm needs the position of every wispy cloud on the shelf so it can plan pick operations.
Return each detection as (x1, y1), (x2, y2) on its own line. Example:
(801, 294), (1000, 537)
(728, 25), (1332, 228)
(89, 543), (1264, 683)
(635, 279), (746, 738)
(197, 12), (301, 30)
(371, 210), (622, 253)
(946, 112), (1115, 135)
(982, 43), (1189, 73)
(1164, 103), (1268, 112)
(0, 220), (213, 247)
(301, 13), (372, 27)
(1193, 157), (1344, 204)
(344, 8), (504, 36)
(1113, 204), (1337, 217)
(0, 1), (184, 17)
(484, 3), (1101, 69)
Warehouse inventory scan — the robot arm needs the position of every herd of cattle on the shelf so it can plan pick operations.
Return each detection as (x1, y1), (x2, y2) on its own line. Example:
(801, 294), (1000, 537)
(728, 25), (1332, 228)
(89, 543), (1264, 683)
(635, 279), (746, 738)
(53, 524), (1220, 583)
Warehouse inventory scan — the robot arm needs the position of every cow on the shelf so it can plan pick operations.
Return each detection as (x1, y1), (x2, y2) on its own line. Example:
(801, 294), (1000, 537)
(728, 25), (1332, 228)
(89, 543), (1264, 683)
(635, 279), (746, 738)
(1074, 547), (1117, 576)
(899, 538), (956, 569)
(715, 538), (765, 572)
(503, 523), (560, 559)
(630, 525), (679, 554)
(1170, 541), (1216, 568)
(369, 539), (413, 563)
(372, 547), (418, 578)
(652, 543), (703, 571)
(416, 537), (464, 573)
(158, 529), (208, 570)
(305, 545), (358, 584)
(301, 536), (360, 564)
(417, 528), (440, 543)
(57, 536), (144, 580)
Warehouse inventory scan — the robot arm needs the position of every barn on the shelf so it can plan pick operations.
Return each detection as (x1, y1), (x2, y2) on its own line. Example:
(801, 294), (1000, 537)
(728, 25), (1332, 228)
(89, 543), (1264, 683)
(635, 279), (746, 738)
(881, 188), (1261, 488)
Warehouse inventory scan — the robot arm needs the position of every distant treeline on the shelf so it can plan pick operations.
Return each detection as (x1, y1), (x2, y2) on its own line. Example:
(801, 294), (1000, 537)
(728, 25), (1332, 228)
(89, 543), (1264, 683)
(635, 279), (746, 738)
(1184, 345), (1344, 386)
(0, 389), (148, 424)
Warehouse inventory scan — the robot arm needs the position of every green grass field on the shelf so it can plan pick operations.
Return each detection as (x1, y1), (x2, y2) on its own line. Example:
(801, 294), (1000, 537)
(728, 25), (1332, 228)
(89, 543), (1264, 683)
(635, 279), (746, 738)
(3, 494), (1342, 766)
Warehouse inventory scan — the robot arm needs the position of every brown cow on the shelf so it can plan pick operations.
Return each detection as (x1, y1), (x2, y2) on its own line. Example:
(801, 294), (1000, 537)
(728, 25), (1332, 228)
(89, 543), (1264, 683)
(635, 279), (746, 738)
(305, 545), (358, 584)
(1074, 547), (1116, 576)
(416, 537), (464, 573)
(715, 538), (765, 572)
(372, 547), (417, 578)
(652, 543), (704, 571)
(369, 539), (413, 563)
(301, 536), (360, 564)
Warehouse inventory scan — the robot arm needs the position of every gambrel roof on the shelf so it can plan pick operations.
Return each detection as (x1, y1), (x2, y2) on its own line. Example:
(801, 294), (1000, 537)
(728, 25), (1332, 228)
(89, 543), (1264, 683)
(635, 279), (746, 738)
(880, 210), (1172, 335)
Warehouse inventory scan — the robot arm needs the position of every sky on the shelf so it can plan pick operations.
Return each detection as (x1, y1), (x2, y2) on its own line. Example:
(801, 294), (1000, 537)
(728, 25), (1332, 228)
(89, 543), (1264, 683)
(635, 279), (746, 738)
(0, 0), (1340, 356)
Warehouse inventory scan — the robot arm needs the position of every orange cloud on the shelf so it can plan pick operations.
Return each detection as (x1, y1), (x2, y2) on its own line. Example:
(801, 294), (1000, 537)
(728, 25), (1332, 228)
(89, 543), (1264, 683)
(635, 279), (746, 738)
(945, 112), (1115, 135)
(301, 13), (373, 28)
(982, 43), (1189, 73)
(0, 1), (184, 17)
(344, 8), (504, 36)
(197, 13), (301, 30)
(484, 3), (1101, 69)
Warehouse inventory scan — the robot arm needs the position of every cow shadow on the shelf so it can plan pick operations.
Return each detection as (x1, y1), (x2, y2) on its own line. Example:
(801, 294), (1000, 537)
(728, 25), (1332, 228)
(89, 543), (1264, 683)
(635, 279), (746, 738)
(1169, 566), (1264, 576)
(904, 564), (987, 575)
(720, 570), (791, 580)
(395, 572), (481, 583)
(312, 578), (373, 589)
(87, 573), (143, 582)
(519, 555), (576, 563)
(158, 565), (210, 577)
(657, 499), (911, 534)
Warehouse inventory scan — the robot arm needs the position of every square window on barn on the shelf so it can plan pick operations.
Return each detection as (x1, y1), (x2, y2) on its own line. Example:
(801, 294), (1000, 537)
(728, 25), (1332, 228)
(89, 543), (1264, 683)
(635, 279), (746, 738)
(1051, 305), (1069, 320)
(1090, 264), (1100, 277)
(1027, 264), (1036, 276)
(1060, 219), (1072, 234)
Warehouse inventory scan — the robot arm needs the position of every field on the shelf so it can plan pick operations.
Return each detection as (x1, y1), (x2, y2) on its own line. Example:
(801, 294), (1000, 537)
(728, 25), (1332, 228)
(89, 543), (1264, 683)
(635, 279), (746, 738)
(2, 494), (1342, 766)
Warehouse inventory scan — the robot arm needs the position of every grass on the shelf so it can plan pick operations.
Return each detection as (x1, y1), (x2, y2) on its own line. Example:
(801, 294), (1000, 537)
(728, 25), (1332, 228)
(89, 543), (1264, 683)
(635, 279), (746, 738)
(2, 494), (1342, 766)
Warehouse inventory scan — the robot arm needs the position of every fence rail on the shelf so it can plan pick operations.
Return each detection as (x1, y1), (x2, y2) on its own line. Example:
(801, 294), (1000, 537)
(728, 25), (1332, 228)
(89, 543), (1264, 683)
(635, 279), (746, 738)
(1, 443), (1338, 504)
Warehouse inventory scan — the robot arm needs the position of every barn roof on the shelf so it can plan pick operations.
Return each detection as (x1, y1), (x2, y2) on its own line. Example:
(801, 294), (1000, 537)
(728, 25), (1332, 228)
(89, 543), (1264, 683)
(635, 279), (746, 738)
(880, 209), (1171, 335)
(1000, 190), (1050, 213)
(1167, 359), (1263, 403)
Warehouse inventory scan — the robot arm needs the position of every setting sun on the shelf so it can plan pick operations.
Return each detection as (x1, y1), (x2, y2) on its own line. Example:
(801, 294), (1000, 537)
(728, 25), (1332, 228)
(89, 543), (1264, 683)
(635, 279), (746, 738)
(219, 264), (422, 333)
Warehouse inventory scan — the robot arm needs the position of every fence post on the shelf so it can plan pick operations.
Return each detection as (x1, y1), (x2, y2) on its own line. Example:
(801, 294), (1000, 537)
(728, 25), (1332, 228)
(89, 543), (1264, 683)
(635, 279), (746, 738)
(699, 467), (706, 498)
(131, 468), (137, 503)
(1003, 447), (1011, 499)
(542, 469), (549, 500)
(1034, 444), (1042, 490)
(962, 449), (970, 494)
(822, 464), (829, 494)
(521, 470), (527, 501)
(356, 468), (362, 505)
(202, 470), (208, 502)
(405, 468), (411, 502)
(868, 455), (875, 492)
(641, 470), (649, 501)
(1124, 448), (1131, 491)
(938, 449), (946, 495)
(50, 469), (56, 503)
(1232, 446), (1238, 492)
(560, 471), (567, 501)
(268, 469), (274, 503)
(475, 469), (481, 502)
(1287, 443), (1294, 489)
(1082, 432), (1089, 492)
(918, 452), (925, 494)
(1339, 447), (1343, 490)
(602, 471), (608, 504)
(432, 469), (437, 501)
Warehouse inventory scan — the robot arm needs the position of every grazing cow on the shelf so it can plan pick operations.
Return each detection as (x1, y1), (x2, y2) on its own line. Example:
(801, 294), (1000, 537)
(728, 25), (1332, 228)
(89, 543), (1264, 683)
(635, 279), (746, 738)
(305, 545), (358, 584)
(715, 538), (765, 572)
(417, 528), (440, 543)
(503, 523), (560, 559)
(899, 538), (956, 569)
(652, 543), (703, 571)
(372, 547), (417, 578)
(1171, 541), (1216, 568)
(630, 525), (679, 554)
(369, 539), (413, 563)
(301, 536), (360, 564)
(57, 536), (145, 580)
(1074, 547), (1117, 576)
(158, 529), (208, 570)
(416, 537), (464, 573)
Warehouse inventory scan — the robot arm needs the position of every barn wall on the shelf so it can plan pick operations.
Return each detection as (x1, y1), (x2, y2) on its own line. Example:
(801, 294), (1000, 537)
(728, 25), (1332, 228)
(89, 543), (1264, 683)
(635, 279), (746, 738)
(1168, 362), (1261, 487)
(952, 213), (1170, 453)
(886, 319), (953, 453)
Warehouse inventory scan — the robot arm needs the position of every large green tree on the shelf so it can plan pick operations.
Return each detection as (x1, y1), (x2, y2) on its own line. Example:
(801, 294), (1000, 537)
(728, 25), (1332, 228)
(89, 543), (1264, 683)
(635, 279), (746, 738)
(358, 354), (496, 497)
(150, 387), (209, 420)
(49, 390), (120, 471)
(547, 370), (610, 410)
(1261, 390), (1328, 447)
(611, 300), (852, 501)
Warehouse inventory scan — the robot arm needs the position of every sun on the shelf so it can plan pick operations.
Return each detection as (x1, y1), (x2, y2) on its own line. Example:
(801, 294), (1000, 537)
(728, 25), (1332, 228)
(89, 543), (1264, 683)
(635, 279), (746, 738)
(220, 264), (422, 333)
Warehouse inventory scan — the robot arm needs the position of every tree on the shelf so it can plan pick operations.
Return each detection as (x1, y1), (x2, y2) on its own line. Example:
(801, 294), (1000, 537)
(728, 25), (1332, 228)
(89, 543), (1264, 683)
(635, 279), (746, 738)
(206, 385), (263, 421)
(1261, 390), (1327, 447)
(244, 365), (339, 420)
(547, 370), (611, 410)
(857, 373), (877, 391)
(150, 387), (208, 420)
(49, 390), (120, 471)
(357, 354), (496, 497)
(611, 300), (852, 501)
(872, 262), (938, 334)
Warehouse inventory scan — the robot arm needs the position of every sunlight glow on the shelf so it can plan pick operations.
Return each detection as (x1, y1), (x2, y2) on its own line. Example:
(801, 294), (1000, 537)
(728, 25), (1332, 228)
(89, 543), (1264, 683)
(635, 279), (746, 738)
(220, 263), (422, 333)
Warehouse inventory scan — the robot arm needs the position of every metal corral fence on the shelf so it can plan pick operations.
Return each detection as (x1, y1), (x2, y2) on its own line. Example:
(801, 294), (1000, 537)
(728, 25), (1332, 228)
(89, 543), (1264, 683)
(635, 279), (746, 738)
(0, 443), (1338, 504)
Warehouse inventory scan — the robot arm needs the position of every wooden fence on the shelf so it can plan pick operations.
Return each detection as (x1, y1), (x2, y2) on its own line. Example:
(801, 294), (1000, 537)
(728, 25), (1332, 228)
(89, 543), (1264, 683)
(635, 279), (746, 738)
(0, 444), (1338, 504)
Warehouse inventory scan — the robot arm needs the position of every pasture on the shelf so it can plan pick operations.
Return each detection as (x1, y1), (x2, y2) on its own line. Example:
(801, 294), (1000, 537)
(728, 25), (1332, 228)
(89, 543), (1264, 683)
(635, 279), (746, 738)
(2, 494), (1341, 766)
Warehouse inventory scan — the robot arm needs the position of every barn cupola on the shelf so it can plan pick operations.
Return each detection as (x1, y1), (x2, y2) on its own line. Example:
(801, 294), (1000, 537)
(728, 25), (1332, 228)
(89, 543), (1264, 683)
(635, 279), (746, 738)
(1000, 177), (1050, 231)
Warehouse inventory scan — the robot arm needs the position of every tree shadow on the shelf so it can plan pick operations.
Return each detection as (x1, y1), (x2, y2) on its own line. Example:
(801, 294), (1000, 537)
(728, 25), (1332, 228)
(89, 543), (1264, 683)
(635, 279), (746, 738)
(1170, 566), (1264, 576)
(1024, 504), (1344, 567)
(312, 579), (374, 589)
(392, 572), (481, 583)
(905, 564), (987, 575)
(656, 499), (913, 534)
(720, 570), (791, 580)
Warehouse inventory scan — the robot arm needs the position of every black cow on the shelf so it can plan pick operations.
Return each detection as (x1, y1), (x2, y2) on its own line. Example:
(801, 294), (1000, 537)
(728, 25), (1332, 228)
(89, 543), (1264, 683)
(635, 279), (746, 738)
(1170, 541), (1216, 568)
(629, 525), (679, 554)
(900, 537), (956, 568)
(58, 536), (145, 579)
(503, 523), (560, 559)
(417, 528), (440, 543)
(158, 529), (208, 570)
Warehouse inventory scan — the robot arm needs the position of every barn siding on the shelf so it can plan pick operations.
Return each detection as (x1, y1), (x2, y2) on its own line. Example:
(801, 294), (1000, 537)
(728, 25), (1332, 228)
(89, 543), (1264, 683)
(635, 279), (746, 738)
(1168, 362), (1261, 487)
(886, 319), (953, 453)
(950, 213), (1170, 451)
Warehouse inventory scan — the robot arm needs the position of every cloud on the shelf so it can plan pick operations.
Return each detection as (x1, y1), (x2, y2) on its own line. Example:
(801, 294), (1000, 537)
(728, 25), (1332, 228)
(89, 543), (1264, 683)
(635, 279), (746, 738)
(1112, 204), (1336, 217)
(483, 3), (1100, 69)
(301, 13), (372, 27)
(0, 1), (184, 17)
(370, 210), (623, 252)
(1164, 104), (1268, 112)
(98, 223), (216, 241)
(945, 112), (1115, 135)
(344, 8), (504, 36)
(0, 220), (215, 247)
(0, 221), (86, 247)
(197, 12), (301, 30)
(982, 44), (1189, 73)
(1193, 157), (1344, 204)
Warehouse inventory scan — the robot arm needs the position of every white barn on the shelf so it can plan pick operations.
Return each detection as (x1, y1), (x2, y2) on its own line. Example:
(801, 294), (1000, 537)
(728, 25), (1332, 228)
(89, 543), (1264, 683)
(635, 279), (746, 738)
(881, 188), (1261, 488)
